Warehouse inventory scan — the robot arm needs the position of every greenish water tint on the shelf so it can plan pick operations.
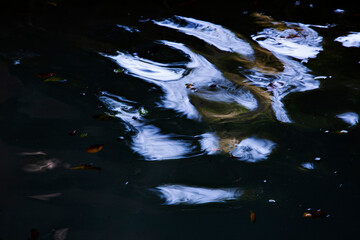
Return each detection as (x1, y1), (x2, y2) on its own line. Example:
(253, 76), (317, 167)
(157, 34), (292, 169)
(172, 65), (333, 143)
(0, 1), (360, 239)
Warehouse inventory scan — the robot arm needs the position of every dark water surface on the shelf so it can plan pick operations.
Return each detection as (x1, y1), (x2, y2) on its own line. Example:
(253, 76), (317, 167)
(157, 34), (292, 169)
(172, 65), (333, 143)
(1, 1), (360, 239)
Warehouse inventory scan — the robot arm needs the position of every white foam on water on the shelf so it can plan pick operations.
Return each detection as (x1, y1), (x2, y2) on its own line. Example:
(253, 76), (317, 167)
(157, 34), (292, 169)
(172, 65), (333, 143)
(336, 112), (359, 126)
(230, 137), (275, 162)
(335, 32), (360, 48)
(154, 184), (242, 205)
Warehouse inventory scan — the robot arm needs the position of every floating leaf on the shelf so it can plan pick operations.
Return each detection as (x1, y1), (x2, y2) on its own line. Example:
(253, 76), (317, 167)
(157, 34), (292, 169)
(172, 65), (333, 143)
(36, 72), (55, 78)
(114, 68), (124, 73)
(92, 113), (115, 121)
(303, 209), (329, 218)
(250, 209), (256, 224)
(86, 144), (104, 153)
(137, 107), (149, 116)
(185, 83), (195, 89)
(70, 164), (101, 171)
(69, 130), (77, 136)
(43, 76), (67, 82)
(79, 133), (88, 138)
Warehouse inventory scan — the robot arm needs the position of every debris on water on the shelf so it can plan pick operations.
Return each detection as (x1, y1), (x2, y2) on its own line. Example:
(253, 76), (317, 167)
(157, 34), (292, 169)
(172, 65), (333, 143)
(70, 164), (101, 171)
(114, 68), (124, 73)
(86, 144), (104, 153)
(35, 72), (55, 78)
(250, 209), (256, 224)
(185, 83), (196, 90)
(69, 130), (77, 136)
(137, 107), (149, 116)
(79, 133), (88, 138)
(303, 209), (329, 218)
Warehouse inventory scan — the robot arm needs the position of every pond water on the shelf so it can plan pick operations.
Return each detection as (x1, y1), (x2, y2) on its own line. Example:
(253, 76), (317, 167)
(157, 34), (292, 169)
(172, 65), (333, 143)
(1, 1), (359, 239)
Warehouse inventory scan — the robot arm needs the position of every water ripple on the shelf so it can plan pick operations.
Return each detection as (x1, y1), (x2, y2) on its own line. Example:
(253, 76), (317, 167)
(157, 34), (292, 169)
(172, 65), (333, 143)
(104, 40), (258, 120)
(251, 20), (323, 122)
(154, 15), (254, 57)
(99, 93), (198, 160)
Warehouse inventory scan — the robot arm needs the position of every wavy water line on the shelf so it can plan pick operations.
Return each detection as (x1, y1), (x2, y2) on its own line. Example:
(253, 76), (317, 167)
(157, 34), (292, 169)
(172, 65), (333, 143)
(99, 93), (202, 160)
(153, 16), (254, 57)
(104, 40), (258, 120)
(154, 15), (323, 123)
(250, 22), (323, 122)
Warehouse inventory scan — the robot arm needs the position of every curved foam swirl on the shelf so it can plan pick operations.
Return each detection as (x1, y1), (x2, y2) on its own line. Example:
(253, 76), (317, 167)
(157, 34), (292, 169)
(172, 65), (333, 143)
(251, 21), (323, 122)
(154, 185), (242, 205)
(154, 16), (254, 57)
(99, 92), (197, 160)
(105, 40), (258, 120)
(253, 25), (323, 60)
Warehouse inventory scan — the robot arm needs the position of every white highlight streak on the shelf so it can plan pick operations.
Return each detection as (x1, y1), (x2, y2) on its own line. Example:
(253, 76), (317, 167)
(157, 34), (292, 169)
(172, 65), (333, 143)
(155, 185), (242, 205)
(154, 16), (254, 56)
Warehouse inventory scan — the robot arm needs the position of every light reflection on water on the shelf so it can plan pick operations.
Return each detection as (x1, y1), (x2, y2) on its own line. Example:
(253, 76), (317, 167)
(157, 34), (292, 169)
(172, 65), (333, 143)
(99, 15), (326, 199)
(154, 185), (242, 205)
(250, 21), (323, 122)
(99, 92), (202, 160)
(97, 14), (328, 161)
(153, 15), (254, 57)
(335, 32), (360, 48)
(230, 137), (275, 162)
(336, 112), (359, 127)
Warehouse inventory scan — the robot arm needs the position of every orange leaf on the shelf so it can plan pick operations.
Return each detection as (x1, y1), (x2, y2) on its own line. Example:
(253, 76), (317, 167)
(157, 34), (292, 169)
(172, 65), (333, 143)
(70, 164), (101, 171)
(250, 209), (256, 224)
(86, 144), (104, 153)
(35, 72), (55, 78)
(303, 210), (328, 218)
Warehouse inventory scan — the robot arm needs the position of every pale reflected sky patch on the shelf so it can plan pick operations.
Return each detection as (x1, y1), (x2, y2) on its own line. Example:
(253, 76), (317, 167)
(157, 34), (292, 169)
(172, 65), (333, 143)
(231, 137), (275, 162)
(198, 132), (220, 155)
(153, 16), (254, 57)
(251, 22), (323, 122)
(336, 112), (359, 126)
(335, 32), (360, 48)
(252, 25), (323, 60)
(99, 93), (197, 160)
(132, 125), (193, 161)
(154, 185), (242, 205)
